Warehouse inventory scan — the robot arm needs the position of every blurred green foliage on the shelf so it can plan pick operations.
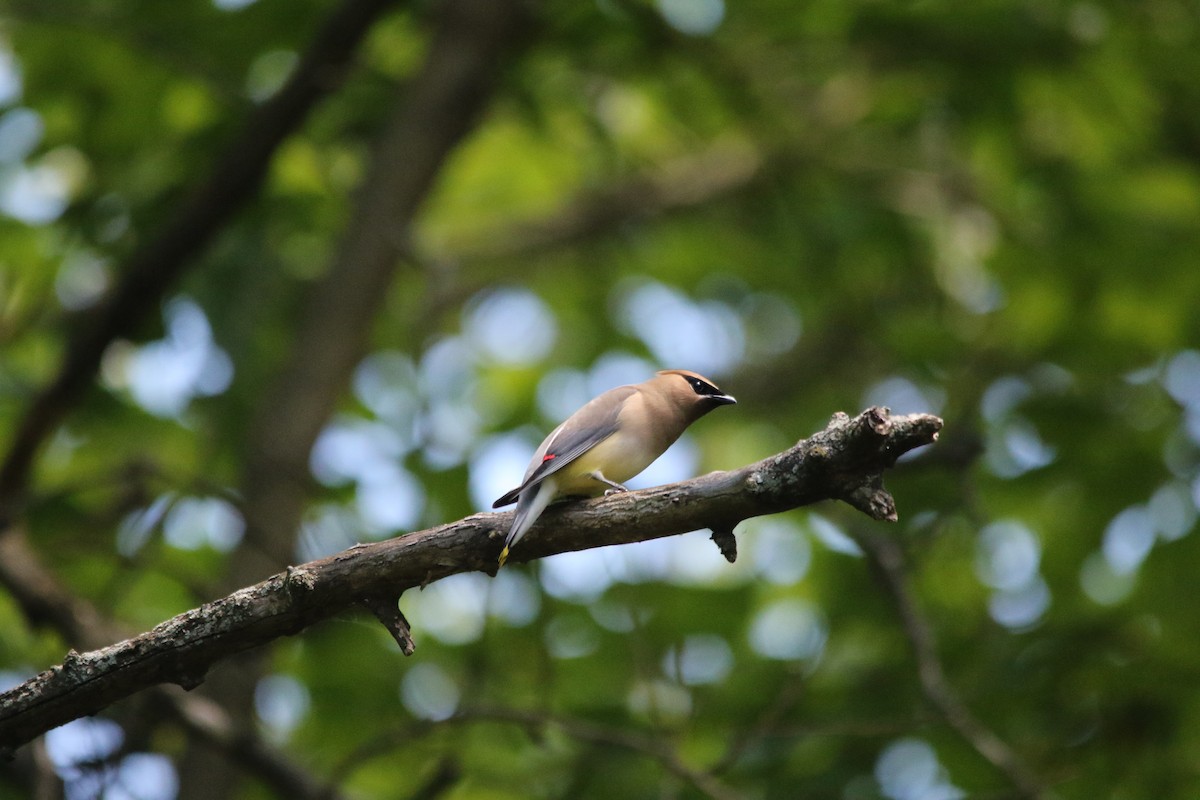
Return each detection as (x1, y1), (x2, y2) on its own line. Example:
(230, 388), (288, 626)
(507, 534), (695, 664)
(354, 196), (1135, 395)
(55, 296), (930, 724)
(1, 0), (1199, 798)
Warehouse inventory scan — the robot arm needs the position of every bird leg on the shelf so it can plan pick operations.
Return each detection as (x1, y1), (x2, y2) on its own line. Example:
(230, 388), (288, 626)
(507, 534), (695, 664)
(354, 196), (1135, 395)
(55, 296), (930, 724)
(590, 471), (629, 495)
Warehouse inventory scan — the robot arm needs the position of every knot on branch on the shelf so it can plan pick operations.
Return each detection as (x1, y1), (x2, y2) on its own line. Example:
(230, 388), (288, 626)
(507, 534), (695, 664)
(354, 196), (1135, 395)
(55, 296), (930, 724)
(62, 649), (87, 676)
(282, 565), (317, 597)
(827, 406), (893, 455)
(826, 406), (941, 467)
(172, 665), (209, 691)
(841, 475), (897, 522)
(864, 406), (892, 435)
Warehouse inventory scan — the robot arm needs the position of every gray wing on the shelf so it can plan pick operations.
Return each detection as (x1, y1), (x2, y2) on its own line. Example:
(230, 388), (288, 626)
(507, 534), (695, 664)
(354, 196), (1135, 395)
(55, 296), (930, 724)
(492, 385), (635, 508)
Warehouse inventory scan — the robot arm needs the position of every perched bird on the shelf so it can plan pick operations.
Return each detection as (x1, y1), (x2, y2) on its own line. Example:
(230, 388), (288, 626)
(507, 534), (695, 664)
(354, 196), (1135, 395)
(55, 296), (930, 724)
(493, 369), (736, 566)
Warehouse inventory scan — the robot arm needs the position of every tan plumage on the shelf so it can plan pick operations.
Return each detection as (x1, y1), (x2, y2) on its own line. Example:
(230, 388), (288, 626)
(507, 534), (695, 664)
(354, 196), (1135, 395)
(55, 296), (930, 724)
(493, 369), (736, 565)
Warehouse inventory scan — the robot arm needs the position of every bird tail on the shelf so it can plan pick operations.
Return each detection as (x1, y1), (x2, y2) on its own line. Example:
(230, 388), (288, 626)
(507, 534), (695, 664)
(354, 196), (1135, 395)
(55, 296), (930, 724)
(498, 478), (557, 567)
(492, 486), (520, 508)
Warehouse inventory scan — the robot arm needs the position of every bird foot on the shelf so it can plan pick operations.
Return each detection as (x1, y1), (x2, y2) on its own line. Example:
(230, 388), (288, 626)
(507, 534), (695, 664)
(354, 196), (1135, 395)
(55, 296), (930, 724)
(603, 485), (628, 496)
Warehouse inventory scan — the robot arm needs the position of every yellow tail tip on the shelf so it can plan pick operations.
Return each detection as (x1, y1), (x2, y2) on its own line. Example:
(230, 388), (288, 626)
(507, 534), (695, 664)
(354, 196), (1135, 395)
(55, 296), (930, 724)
(498, 546), (510, 567)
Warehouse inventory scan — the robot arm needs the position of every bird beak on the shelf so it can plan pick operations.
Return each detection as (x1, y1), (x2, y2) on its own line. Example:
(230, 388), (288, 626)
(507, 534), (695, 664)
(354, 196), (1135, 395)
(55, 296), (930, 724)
(709, 393), (737, 406)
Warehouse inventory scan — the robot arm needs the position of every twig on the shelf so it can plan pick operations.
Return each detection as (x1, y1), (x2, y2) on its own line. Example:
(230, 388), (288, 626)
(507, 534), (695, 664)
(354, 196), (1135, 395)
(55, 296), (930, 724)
(449, 140), (764, 262)
(334, 707), (746, 800)
(0, 407), (941, 750)
(709, 525), (738, 562)
(406, 141), (767, 336)
(159, 687), (344, 800)
(711, 668), (808, 774)
(360, 594), (416, 656)
(0, 736), (62, 800)
(403, 759), (461, 800)
(479, 708), (745, 800)
(856, 530), (1043, 799)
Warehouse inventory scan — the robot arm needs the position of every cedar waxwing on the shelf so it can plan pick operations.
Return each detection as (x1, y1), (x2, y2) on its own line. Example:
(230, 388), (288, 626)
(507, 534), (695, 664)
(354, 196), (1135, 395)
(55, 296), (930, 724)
(493, 369), (736, 566)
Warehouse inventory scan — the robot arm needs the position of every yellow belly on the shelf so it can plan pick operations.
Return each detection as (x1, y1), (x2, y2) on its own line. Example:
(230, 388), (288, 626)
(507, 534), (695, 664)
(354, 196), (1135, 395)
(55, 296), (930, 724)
(553, 434), (658, 496)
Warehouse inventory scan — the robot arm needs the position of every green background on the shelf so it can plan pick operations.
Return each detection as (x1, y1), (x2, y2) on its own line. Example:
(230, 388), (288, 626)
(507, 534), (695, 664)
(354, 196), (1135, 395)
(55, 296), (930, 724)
(1, 0), (1198, 797)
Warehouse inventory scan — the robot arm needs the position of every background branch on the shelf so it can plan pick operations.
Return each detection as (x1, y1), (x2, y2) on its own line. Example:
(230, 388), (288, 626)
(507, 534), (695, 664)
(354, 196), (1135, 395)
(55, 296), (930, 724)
(0, 0), (403, 515)
(0, 528), (346, 798)
(856, 530), (1044, 799)
(332, 707), (747, 800)
(450, 140), (765, 262)
(0, 407), (940, 751)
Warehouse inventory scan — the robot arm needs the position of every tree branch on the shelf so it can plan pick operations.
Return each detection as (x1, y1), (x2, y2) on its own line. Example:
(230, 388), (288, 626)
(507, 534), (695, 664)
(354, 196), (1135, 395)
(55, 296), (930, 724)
(0, 528), (347, 798)
(0, 0), (403, 516)
(0, 407), (941, 751)
(157, 686), (345, 800)
(449, 140), (765, 262)
(856, 530), (1044, 799)
(461, 708), (747, 800)
(332, 707), (746, 800)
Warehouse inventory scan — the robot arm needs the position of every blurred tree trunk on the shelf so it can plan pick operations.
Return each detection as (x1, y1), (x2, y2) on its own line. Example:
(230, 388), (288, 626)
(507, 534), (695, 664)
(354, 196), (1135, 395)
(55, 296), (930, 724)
(175, 0), (530, 796)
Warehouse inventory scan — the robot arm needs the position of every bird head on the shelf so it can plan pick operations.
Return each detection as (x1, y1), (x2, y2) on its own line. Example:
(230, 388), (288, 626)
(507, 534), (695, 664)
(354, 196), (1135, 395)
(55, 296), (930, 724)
(654, 369), (737, 419)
